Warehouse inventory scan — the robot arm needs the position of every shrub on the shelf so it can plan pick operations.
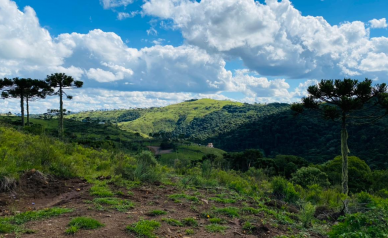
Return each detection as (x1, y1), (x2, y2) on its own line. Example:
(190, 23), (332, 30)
(299, 202), (315, 228)
(376, 189), (388, 199)
(329, 208), (388, 238)
(306, 184), (323, 204)
(134, 151), (160, 183)
(271, 177), (299, 203)
(291, 167), (330, 188)
(202, 159), (212, 178)
(322, 156), (371, 192)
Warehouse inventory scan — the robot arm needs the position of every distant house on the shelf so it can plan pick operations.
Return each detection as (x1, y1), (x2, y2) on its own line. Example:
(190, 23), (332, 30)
(207, 143), (214, 148)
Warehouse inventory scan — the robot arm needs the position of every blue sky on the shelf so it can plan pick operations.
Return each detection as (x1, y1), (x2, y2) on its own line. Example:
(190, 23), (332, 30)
(1, 0), (388, 113)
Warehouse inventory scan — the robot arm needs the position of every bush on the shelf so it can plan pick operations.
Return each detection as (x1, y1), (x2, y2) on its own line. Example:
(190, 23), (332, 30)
(291, 167), (330, 188)
(322, 156), (371, 192)
(329, 208), (388, 238)
(299, 202), (315, 228)
(306, 184), (323, 204)
(271, 177), (300, 203)
(134, 151), (160, 183)
(202, 160), (212, 179)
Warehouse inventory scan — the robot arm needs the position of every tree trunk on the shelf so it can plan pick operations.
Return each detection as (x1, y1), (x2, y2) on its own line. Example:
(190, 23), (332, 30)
(341, 115), (349, 213)
(20, 94), (25, 127)
(59, 86), (63, 137)
(26, 97), (30, 126)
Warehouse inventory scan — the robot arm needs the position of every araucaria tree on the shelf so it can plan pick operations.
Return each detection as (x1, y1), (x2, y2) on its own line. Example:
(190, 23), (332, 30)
(46, 73), (83, 137)
(1, 78), (50, 126)
(291, 79), (388, 198)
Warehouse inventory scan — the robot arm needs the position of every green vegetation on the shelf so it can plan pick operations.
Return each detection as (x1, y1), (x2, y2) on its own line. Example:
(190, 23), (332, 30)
(126, 220), (161, 238)
(205, 224), (228, 233)
(92, 197), (134, 212)
(181, 217), (198, 227)
(271, 177), (300, 203)
(214, 207), (240, 218)
(0, 208), (72, 234)
(161, 218), (183, 227)
(209, 218), (224, 224)
(66, 217), (103, 235)
(90, 184), (114, 197)
(1, 90), (388, 238)
(147, 210), (167, 216)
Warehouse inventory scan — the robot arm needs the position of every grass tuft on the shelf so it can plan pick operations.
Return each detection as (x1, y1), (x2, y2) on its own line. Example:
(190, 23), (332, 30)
(147, 210), (167, 216)
(182, 217), (198, 227)
(205, 224), (228, 233)
(66, 217), (103, 235)
(214, 207), (240, 218)
(161, 218), (183, 227)
(90, 185), (114, 197)
(126, 220), (161, 238)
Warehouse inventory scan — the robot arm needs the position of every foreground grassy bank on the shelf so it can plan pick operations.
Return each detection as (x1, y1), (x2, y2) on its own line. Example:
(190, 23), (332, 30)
(0, 125), (388, 237)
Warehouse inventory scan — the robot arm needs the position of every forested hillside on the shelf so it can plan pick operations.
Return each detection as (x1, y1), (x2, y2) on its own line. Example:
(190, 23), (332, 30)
(67, 99), (388, 169)
(202, 108), (388, 169)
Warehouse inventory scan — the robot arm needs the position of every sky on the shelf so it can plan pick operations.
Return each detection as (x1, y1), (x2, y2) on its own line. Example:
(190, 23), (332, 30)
(1, 0), (388, 113)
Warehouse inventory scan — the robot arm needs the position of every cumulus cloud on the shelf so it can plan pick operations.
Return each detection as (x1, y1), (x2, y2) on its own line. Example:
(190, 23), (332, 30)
(117, 11), (138, 20)
(369, 18), (388, 29)
(100, 0), (134, 9)
(3, 0), (388, 113)
(142, 0), (388, 79)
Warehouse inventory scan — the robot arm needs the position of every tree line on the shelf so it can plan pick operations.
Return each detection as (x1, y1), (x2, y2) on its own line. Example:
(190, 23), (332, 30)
(0, 73), (83, 137)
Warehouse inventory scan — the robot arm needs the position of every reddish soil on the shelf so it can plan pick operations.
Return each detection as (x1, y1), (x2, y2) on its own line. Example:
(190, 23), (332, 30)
(0, 172), (325, 238)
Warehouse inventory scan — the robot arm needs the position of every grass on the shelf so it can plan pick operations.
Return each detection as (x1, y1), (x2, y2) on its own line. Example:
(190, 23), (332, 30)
(66, 217), (104, 235)
(92, 197), (134, 212)
(209, 218), (224, 224)
(168, 193), (199, 203)
(119, 99), (243, 135)
(209, 197), (236, 204)
(182, 218), (198, 227)
(126, 220), (161, 238)
(205, 224), (228, 233)
(90, 185), (114, 197)
(242, 206), (260, 215)
(0, 208), (73, 234)
(242, 221), (255, 234)
(161, 218), (183, 227)
(214, 207), (240, 218)
(0, 208), (73, 225)
(185, 229), (195, 235)
(147, 210), (167, 216)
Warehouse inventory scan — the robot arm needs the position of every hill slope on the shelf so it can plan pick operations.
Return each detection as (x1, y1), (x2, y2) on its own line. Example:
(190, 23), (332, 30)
(67, 99), (388, 168)
(68, 99), (243, 135)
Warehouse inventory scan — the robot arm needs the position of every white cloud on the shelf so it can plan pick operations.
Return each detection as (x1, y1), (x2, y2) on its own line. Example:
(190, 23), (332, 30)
(117, 11), (138, 20)
(369, 18), (388, 29)
(152, 38), (165, 45)
(100, 0), (134, 9)
(142, 0), (388, 80)
(3, 0), (388, 113)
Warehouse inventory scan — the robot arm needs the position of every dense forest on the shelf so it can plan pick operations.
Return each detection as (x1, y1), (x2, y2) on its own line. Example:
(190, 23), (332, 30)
(64, 99), (388, 169)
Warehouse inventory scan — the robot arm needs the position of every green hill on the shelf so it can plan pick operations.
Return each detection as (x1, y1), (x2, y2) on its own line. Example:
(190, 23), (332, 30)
(66, 99), (388, 169)
(68, 99), (243, 136)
